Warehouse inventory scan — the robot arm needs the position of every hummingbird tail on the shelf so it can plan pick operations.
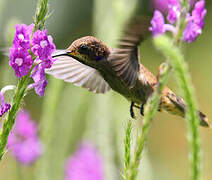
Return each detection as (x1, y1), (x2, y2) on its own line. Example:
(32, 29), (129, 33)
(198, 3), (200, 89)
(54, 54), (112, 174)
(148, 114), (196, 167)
(161, 88), (210, 127)
(198, 111), (210, 127)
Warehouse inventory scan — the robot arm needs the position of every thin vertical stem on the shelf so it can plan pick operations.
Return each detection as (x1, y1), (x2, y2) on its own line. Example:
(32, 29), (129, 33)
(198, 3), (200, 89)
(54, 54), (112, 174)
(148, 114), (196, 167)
(154, 35), (202, 180)
(124, 120), (132, 179)
(0, 0), (50, 161)
(128, 63), (171, 180)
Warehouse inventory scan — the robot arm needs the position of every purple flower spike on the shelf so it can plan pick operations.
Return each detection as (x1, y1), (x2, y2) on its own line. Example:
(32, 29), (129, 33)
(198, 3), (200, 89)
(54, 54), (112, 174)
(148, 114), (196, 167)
(183, 0), (207, 43)
(167, 0), (180, 24)
(65, 143), (103, 180)
(13, 24), (34, 49)
(7, 110), (43, 165)
(9, 47), (33, 78)
(31, 30), (56, 64)
(0, 93), (11, 117)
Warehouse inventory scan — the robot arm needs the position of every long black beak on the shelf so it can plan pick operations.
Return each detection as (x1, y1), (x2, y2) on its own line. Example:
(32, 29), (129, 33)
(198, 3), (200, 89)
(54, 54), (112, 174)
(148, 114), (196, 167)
(52, 50), (72, 58)
(52, 50), (82, 63)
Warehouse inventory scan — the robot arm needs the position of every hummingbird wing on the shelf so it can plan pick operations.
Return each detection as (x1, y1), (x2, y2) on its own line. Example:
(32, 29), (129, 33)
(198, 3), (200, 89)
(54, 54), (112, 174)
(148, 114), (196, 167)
(46, 55), (111, 93)
(109, 1), (151, 88)
(0, 48), (9, 56)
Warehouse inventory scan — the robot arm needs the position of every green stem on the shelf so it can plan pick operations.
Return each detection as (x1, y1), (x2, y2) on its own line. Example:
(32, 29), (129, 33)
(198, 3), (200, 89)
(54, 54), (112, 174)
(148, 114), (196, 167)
(34, 0), (49, 31)
(0, 76), (29, 159)
(128, 63), (171, 180)
(124, 120), (132, 179)
(0, 0), (49, 161)
(154, 35), (202, 180)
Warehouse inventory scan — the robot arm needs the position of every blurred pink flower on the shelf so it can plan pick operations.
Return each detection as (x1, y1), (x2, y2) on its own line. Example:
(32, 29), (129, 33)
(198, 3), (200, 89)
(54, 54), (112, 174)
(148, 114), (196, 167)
(7, 110), (43, 165)
(65, 143), (103, 180)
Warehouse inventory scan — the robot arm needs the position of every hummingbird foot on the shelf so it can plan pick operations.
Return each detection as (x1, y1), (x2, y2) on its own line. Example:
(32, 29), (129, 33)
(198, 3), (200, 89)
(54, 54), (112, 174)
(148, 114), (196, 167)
(130, 102), (135, 119)
(140, 103), (144, 116)
(130, 102), (145, 118)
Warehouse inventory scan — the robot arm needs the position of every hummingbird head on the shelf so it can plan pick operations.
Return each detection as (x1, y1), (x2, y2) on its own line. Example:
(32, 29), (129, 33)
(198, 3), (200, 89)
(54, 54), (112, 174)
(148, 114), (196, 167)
(57, 36), (110, 68)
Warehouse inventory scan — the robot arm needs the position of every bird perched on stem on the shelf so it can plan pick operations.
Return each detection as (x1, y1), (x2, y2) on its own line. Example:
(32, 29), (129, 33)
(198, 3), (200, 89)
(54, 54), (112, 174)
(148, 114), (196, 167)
(47, 1), (209, 127)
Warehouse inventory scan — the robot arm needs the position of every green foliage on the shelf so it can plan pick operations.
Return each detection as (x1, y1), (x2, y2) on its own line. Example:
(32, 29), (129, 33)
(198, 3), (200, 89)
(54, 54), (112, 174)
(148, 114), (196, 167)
(34, 0), (49, 31)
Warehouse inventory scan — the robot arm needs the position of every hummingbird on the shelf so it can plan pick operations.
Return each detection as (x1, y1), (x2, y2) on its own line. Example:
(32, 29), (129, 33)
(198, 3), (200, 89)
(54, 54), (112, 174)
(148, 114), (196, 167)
(46, 8), (209, 128)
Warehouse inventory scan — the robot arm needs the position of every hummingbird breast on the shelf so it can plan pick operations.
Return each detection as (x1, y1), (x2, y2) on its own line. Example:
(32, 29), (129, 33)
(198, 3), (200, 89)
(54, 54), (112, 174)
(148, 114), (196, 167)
(99, 62), (155, 105)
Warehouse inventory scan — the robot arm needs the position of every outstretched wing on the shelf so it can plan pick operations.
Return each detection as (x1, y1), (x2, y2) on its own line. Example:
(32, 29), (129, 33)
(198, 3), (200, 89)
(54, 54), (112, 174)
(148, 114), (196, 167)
(109, 0), (151, 88)
(46, 55), (111, 93)
(0, 48), (9, 56)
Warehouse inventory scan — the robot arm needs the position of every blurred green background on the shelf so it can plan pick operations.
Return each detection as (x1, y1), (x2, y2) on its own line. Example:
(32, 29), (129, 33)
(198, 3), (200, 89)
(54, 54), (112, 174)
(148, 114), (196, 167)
(0, 0), (212, 180)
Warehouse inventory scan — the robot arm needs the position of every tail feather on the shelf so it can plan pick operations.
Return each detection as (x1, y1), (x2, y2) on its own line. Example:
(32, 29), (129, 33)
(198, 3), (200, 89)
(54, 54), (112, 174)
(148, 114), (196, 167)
(161, 87), (210, 128)
(198, 111), (210, 127)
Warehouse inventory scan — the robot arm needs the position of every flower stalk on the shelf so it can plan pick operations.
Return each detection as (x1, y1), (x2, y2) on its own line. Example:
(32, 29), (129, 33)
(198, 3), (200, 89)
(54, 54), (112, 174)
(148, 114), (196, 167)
(124, 120), (132, 179)
(0, 76), (30, 159)
(0, 0), (50, 160)
(127, 1), (206, 180)
(128, 63), (171, 180)
(154, 35), (202, 180)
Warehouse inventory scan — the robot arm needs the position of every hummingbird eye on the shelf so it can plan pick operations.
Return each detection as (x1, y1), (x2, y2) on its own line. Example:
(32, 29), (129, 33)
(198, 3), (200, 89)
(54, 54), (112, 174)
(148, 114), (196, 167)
(78, 44), (89, 54)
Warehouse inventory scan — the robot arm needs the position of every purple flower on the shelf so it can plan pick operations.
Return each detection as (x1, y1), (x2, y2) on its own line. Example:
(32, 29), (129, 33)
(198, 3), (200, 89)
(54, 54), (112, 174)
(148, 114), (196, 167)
(29, 65), (48, 96)
(0, 93), (11, 117)
(183, 0), (207, 43)
(167, 0), (180, 24)
(149, 10), (166, 37)
(31, 29), (55, 68)
(28, 29), (57, 96)
(9, 138), (43, 165)
(65, 143), (103, 180)
(7, 110), (43, 165)
(13, 24), (34, 49)
(191, 0), (207, 28)
(9, 23), (57, 96)
(12, 110), (38, 138)
(151, 0), (169, 13)
(9, 47), (33, 78)
(183, 21), (202, 43)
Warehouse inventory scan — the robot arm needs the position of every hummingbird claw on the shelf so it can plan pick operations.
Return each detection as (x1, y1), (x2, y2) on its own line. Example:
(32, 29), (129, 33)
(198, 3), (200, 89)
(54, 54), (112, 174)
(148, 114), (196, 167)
(130, 102), (135, 119)
(140, 103), (144, 116)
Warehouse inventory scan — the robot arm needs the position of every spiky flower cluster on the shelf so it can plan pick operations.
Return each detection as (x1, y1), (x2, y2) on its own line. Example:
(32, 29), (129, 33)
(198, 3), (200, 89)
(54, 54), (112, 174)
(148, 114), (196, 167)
(149, 0), (207, 43)
(0, 24), (56, 117)
(9, 24), (56, 96)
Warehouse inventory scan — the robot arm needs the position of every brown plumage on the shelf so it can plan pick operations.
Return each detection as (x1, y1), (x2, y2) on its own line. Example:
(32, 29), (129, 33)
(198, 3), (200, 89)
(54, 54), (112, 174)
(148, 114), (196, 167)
(47, 1), (209, 127)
